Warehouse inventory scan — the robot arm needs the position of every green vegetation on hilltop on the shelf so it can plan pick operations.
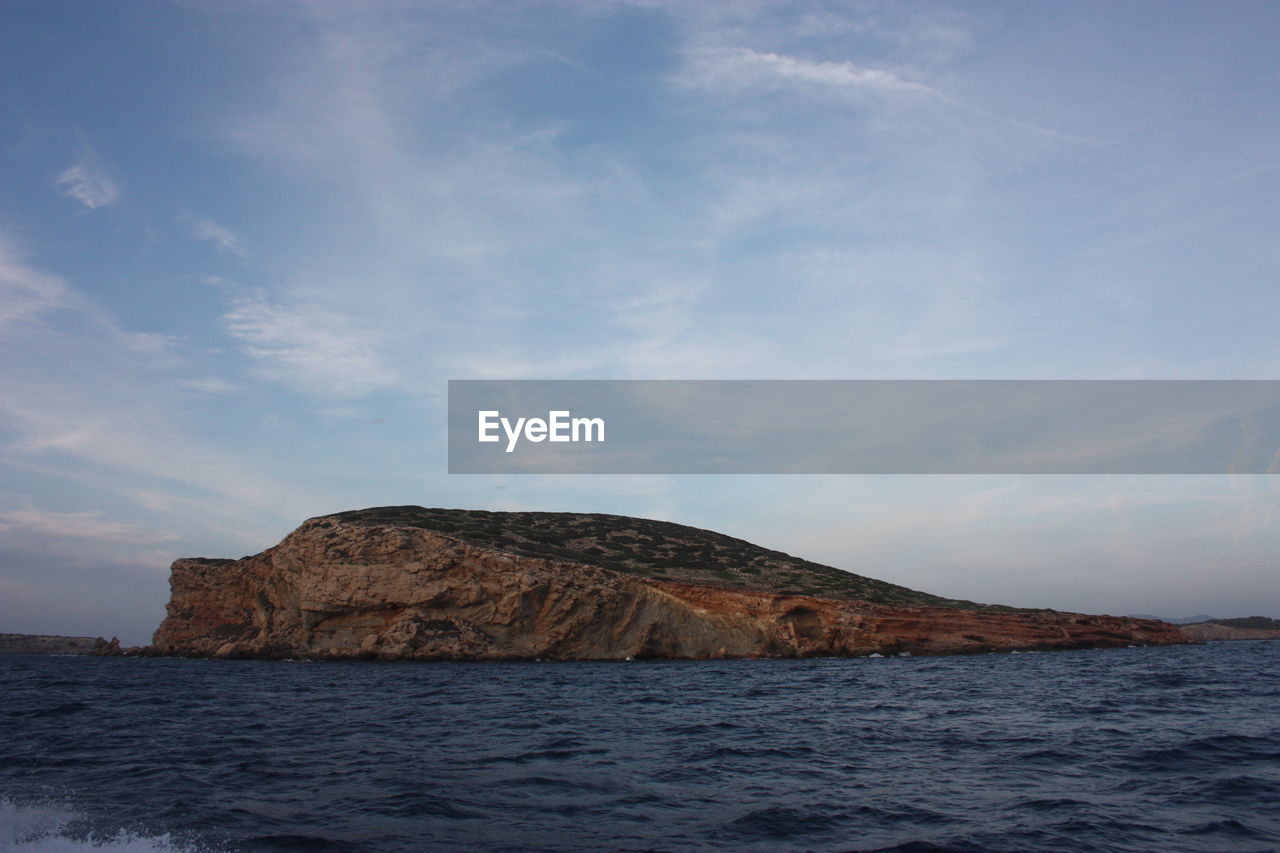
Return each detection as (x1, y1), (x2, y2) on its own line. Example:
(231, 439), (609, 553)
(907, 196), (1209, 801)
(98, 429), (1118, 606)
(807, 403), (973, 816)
(323, 506), (1016, 611)
(1188, 616), (1280, 630)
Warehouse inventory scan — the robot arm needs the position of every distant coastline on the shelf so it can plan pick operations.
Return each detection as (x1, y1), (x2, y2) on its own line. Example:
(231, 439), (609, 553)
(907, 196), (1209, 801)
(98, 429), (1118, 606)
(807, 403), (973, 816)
(0, 633), (120, 655)
(1177, 618), (1280, 643)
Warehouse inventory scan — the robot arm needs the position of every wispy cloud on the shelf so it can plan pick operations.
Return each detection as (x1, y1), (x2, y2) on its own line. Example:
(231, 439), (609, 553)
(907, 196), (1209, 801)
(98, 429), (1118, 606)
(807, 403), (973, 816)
(0, 239), (179, 351)
(0, 238), (73, 327)
(55, 161), (119, 209)
(178, 377), (238, 395)
(0, 504), (179, 544)
(223, 294), (399, 397)
(0, 232), (330, 542)
(680, 46), (935, 97)
(192, 219), (244, 256)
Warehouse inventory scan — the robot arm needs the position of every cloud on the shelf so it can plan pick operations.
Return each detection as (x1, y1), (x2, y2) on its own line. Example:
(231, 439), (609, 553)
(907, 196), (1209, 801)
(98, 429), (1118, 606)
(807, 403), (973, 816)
(0, 232), (329, 543)
(201, 6), (993, 390)
(178, 377), (238, 395)
(192, 219), (244, 256)
(680, 46), (935, 97)
(0, 504), (179, 544)
(223, 294), (399, 397)
(0, 239), (179, 354)
(0, 238), (73, 327)
(55, 162), (119, 209)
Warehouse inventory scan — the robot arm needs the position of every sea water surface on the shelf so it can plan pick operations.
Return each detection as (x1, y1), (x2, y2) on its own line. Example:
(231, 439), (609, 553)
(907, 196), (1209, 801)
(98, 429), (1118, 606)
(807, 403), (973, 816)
(2, 641), (1278, 852)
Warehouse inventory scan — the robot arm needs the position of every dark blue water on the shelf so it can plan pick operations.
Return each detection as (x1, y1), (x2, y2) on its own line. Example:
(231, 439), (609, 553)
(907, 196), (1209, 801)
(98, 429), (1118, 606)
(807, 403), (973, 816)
(2, 642), (1278, 852)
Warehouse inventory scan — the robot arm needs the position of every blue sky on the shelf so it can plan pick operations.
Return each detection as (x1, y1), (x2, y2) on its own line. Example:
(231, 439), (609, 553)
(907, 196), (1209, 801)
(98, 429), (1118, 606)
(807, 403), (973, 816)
(2, 1), (1278, 644)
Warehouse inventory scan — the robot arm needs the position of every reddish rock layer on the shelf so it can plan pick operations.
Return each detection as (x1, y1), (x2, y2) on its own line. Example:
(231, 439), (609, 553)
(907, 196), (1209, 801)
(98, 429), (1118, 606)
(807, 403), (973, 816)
(152, 515), (1191, 660)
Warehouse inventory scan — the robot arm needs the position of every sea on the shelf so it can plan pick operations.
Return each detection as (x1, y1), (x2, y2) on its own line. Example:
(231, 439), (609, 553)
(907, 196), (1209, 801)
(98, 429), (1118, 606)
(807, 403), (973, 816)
(2, 641), (1278, 853)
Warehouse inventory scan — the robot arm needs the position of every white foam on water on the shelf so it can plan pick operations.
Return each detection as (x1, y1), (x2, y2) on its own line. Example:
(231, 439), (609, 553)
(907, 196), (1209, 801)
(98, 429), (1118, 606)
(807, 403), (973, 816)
(1, 799), (203, 852)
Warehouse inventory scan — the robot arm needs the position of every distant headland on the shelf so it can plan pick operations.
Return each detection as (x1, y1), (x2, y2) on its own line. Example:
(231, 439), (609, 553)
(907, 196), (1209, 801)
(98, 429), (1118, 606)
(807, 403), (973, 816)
(150, 506), (1191, 660)
(1177, 617), (1280, 642)
(0, 633), (121, 655)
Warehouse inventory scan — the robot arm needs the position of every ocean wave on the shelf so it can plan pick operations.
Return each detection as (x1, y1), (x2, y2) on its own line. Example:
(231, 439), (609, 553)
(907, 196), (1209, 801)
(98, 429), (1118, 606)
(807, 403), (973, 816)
(1, 798), (207, 852)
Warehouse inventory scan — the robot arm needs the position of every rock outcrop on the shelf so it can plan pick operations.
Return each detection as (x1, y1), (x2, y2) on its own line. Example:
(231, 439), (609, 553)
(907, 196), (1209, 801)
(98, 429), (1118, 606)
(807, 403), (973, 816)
(152, 507), (1191, 660)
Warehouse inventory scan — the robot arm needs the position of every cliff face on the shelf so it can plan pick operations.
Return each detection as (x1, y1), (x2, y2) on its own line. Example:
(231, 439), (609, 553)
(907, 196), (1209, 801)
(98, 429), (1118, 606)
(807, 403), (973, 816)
(153, 509), (1190, 660)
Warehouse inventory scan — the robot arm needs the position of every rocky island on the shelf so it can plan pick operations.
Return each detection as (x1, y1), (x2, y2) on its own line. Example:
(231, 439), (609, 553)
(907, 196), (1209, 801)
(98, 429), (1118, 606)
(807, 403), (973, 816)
(153, 506), (1190, 660)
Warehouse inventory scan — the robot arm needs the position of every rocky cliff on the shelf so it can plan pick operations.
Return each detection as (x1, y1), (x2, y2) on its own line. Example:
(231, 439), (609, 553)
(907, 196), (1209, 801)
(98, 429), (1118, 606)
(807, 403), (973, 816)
(152, 507), (1191, 660)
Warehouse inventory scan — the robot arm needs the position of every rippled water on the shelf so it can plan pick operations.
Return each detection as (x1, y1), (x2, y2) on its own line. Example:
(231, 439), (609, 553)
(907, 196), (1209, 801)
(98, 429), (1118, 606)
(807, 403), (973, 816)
(2, 642), (1278, 852)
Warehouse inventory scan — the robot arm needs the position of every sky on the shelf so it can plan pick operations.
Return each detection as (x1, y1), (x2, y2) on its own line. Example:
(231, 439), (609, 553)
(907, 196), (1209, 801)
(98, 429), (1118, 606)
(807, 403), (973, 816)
(1, 0), (1278, 645)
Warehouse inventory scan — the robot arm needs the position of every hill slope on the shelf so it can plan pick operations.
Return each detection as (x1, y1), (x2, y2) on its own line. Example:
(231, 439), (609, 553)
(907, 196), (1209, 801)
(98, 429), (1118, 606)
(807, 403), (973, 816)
(327, 506), (1006, 609)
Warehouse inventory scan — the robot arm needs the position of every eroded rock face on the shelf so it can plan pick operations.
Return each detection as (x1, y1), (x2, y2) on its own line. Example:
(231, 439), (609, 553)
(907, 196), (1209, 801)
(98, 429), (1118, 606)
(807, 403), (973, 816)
(152, 513), (1191, 660)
